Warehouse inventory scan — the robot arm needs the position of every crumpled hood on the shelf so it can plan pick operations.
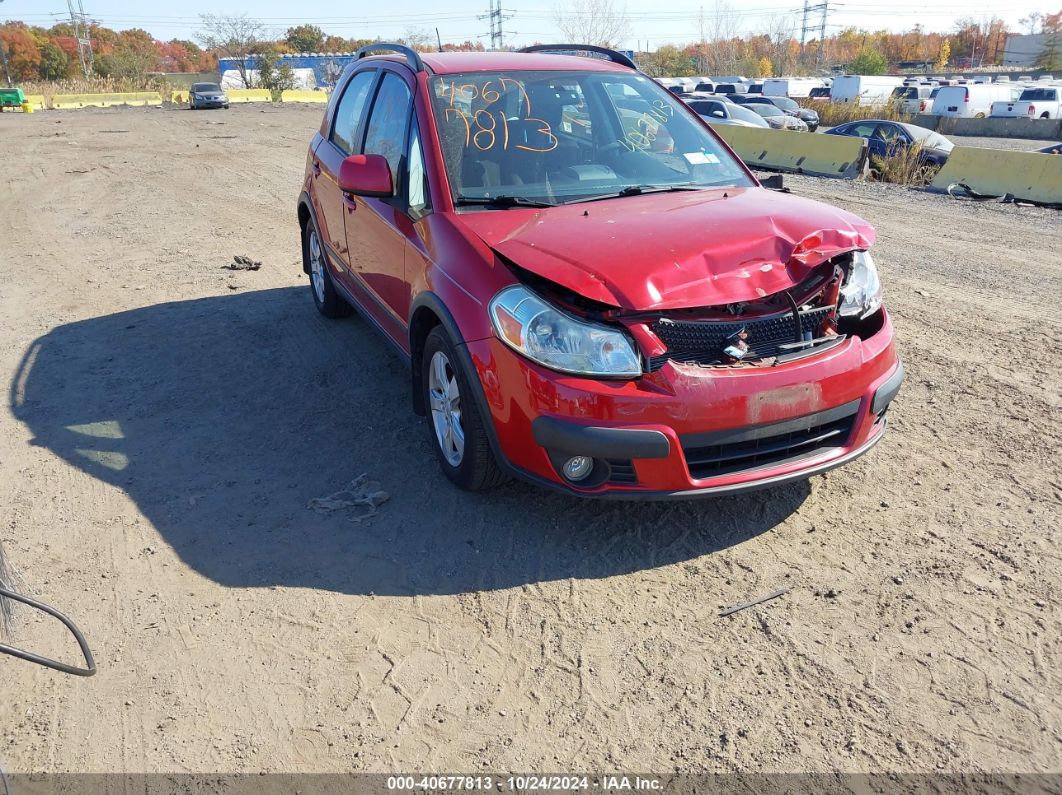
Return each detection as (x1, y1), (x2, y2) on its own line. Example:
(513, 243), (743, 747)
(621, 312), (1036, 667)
(455, 187), (874, 310)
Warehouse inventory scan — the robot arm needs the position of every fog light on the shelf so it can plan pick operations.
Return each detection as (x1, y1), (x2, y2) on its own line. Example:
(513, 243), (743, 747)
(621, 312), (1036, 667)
(562, 456), (594, 482)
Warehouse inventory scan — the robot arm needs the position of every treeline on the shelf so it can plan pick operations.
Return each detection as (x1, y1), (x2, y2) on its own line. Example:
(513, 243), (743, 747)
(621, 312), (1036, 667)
(0, 21), (487, 83)
(2, 12), (1059, 85)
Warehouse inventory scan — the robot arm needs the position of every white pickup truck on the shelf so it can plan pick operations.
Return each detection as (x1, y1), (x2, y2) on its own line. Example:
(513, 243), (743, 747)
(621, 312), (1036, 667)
(990, 86), (1062, 119)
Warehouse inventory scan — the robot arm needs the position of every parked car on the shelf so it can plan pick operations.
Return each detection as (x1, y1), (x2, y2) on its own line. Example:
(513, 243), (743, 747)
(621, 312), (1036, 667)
(742, 102), (808, 130)
(736, 95), (820, 131)
(713, 82), (747, 95)
(931, 83), (1022, 118)
(694, 81), (715, 93)
(890, 84), (935, 115)
(188, 83), (229, 110)
(299, 43), (902, 496)
(1040, 143), (1062, 154)
(990, 86), (1062, 119)
(824, 120), (953, 175)
(687, 97), (770, 127)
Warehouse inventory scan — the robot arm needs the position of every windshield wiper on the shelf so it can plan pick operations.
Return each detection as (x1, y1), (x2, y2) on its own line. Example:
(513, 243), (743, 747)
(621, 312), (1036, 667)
(566, 184), (705, 204)
(454, 195), (556, 209)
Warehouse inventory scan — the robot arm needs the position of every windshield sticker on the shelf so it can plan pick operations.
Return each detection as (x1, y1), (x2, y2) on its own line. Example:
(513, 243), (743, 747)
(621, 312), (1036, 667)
(684, 152), (720, 164)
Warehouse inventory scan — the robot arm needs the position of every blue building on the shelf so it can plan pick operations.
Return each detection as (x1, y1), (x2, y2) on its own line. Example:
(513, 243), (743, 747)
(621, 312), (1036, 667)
(217, 53), (361, 89)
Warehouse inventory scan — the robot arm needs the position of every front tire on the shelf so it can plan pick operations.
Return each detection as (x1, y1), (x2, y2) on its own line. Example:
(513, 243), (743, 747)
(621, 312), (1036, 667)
(422, 327), (507, 491)
(302, 218), (350, 318)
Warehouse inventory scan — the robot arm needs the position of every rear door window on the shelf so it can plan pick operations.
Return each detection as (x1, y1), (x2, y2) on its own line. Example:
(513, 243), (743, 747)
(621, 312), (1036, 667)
(363, 73), (413, 188)
(331, 71), (375, 155)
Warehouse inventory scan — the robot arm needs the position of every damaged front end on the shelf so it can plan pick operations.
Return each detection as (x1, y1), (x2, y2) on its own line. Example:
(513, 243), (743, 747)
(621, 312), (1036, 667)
(635, 249), (884, 372)
(503, 247), (886, 376)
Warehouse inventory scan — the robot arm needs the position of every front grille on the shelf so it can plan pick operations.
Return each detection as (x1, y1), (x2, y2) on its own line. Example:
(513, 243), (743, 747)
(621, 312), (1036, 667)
(606, 459), (637, 484)
(649, 306), (834, 370)
(681, 400), (859, 480)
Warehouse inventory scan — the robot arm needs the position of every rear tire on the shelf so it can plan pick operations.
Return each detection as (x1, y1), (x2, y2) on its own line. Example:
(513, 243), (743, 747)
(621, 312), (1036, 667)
(302, 217), (351, 319)
(422, 327), (507, 491)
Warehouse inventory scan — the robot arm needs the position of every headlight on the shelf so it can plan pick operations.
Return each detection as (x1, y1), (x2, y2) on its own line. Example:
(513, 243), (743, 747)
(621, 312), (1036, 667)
(839, 250), (883, 318)
(489, 285), (642, 377)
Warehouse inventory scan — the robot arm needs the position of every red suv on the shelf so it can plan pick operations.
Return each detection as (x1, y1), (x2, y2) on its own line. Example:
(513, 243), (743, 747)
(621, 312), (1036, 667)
(297, 44), (903, 497)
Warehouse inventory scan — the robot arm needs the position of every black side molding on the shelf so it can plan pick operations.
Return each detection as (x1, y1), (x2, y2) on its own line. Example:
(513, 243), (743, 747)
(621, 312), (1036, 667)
(532, 417), (670, 459)
(872, 361), (904, 415)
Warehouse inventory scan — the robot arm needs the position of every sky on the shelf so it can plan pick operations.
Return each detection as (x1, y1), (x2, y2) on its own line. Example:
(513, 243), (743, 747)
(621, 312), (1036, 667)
(1, 0), (1052, 51)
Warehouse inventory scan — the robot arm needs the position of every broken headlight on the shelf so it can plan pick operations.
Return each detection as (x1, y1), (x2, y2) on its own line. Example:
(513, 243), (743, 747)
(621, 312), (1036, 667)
(489, 285), (642, 378)
(838, 250), (882, 319)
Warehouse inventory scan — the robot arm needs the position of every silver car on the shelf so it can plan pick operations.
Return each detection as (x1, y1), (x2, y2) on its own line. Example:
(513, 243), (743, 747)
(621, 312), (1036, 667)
(189, 82), (230, 110)
(687, 98), (769, 128)
(746, 103), (808, 131)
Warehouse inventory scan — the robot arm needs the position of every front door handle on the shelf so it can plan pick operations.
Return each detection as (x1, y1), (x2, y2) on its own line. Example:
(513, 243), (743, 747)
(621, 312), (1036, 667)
(312, 161), (321, 176)
(342, 194), (357, 212)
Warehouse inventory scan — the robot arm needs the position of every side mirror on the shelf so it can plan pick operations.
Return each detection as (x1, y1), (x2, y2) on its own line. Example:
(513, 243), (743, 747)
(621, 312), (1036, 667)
(712, 110), (725, 118)
(760, 174), (786, 191)
(338, 154), (393, 197)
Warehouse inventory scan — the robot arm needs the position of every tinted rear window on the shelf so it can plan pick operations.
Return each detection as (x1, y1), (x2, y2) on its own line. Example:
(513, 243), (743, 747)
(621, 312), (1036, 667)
(1020, 88), (1059, 101)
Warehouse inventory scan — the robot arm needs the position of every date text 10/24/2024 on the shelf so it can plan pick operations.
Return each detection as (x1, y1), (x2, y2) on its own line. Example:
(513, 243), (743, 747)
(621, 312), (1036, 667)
(387, 776), (664, 791)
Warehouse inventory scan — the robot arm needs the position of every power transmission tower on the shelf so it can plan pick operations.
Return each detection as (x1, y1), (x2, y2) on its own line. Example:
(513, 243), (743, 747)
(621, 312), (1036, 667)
(478, 0), (513, 50)
(67, 0), (94, 79)
(800, 0), (811, 50)
(816, 0), (829, 67)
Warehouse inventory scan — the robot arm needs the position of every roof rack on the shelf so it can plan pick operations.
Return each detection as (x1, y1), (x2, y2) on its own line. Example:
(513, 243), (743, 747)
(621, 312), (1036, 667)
(355, 42), (426, 73)
(518, 44), (636, 70)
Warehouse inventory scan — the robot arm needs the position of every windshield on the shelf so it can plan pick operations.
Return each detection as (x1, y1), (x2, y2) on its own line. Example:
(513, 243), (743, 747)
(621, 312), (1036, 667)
(191, 83), (221, 92)
(750, 104), (783, 117)
(429, 70), (753, 207)
(727, 103), (766, 124)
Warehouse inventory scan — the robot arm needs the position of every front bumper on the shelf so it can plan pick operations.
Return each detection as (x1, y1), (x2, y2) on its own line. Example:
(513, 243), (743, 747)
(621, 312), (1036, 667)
(466, 310), (901, 498)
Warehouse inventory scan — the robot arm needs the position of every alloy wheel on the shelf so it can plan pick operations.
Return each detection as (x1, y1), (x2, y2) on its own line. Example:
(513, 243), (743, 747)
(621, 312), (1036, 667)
(428, 350), (464, 467)
(308, 227), (325, 303)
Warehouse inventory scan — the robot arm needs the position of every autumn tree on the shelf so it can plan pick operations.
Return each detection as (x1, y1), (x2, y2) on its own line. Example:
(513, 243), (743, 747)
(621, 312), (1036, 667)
(1036, 11), (1062, 70)
(285, 24), (325, 53)
(197, 14), (266, 87)
(37, 41), (69, 79)
(849, 46), (887, 74)
(0, 24), (41, 80)
(936, 38), (950, 69)
(554, 0), (631, 49)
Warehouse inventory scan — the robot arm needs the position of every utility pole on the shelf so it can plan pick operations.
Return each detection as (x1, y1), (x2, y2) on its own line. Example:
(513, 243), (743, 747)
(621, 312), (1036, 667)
(478, 0), (513, 50)
(800, 0), (811, 51)
(816, 0), (829, 68)
(67, 0), (94, 79)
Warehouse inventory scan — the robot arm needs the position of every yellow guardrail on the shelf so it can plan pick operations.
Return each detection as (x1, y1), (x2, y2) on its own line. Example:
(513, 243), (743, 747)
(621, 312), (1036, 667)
(225, 89), (272, 103)
(710, 125), (868, 179)
(929, 146), (1062, 206)
(51, 92), (162, 109)
(279, 89), (329, 103)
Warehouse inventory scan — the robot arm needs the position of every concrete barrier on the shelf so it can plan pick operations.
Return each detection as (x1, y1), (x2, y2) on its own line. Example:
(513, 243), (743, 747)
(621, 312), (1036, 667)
(225, 89), (272, 103)
(929, 146), (1062, 205)
(279, 90), (329, 103)
(51, 92), (162, 109)
(912, 114), (1062, 141)
(23, 94), (46, 111)
(711, 125), (868, 179)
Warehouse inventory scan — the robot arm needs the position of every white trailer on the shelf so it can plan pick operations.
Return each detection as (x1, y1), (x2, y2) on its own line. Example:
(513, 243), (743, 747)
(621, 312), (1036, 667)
(830, 75), (905, 105)
(762, 77), (824, 98)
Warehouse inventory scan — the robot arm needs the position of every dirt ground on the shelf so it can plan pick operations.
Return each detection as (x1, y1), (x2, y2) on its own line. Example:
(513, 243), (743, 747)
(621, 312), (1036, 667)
(0, 104), (1059, 777)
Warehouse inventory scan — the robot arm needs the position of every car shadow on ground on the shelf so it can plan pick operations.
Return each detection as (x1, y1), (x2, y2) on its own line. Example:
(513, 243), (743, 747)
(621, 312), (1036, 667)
(10, 286), (809, 596)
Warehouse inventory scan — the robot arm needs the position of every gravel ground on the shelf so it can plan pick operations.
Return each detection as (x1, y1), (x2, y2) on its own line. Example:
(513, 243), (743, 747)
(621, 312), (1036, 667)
(0, 104), (1059, 778)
